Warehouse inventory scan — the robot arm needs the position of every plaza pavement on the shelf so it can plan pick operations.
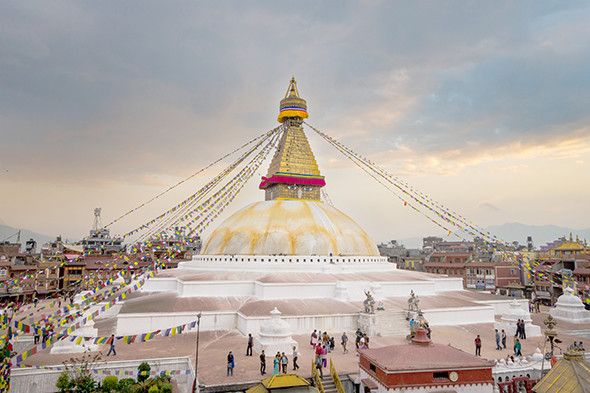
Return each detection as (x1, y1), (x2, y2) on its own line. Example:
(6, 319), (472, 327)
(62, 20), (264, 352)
(21, 306), (590, 387)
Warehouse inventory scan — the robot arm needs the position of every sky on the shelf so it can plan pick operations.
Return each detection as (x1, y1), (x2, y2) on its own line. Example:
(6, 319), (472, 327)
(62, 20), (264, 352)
(1, 1), (589, 243)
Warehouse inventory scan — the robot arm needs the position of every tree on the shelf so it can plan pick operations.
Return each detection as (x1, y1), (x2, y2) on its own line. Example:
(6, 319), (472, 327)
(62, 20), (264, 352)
(137, 362), (151, 383)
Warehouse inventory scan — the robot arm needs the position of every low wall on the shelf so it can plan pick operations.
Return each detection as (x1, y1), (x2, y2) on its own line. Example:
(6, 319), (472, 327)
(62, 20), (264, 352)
(423, 305), (495, 326)
(116, 311), (236, 335)
(11, 357), (194, 393)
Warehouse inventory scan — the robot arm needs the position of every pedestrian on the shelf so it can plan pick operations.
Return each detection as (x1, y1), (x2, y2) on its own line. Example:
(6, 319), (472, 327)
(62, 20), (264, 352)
(315, 355), (323, 378)
(227, 351), (235, 376)
(273, 353), (280, 375)
(514, 338), (522, 357)
(341, 332), (348, 354)
(280, 352), (288, 374)
(495, 329), (501, 350)
(41, 326), (48, 344)
(292, 346), (299, 370)
(364, 335), (370, 349)
(474, 335), (482, 356)
(355, 328), (362, 349)
(501, 329), (507, 349)
(321, 345), (328, 368)
(33, 325), (40, 345)
(260, 350), (266, 375)
(359, 335), (367, 349)
(310, 329), (318, 346)
(521, 321), (527, 340)
(246, 333), (253, 356)
(106, 335), (117, 356)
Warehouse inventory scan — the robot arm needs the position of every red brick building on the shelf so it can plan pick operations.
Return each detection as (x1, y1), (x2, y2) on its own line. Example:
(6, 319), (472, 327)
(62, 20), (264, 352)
(359, 328), (495, 393)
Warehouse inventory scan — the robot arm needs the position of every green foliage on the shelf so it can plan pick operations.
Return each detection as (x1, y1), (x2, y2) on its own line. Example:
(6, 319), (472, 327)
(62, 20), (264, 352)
(71, 375), (98, 393)
(137, 362), (151, 382)
(131, 380), (153, 393)
(159, 383), (172, 393)
(101, 375), (118, 392)
(56, 371), (71, 393)
(147, 386), (159, 393)
(118, 378), (136, 393)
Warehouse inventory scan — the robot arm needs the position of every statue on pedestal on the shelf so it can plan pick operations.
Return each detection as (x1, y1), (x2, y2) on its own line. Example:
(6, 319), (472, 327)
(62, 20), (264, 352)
(406, 290), (420, 320)
(363, 290), (375, 314)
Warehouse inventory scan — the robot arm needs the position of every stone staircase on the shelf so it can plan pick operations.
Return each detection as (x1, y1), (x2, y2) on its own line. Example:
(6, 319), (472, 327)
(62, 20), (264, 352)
(321, 375), (338, 393)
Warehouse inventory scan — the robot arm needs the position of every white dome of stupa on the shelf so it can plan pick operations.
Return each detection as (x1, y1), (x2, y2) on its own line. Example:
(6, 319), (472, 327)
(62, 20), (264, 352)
(202, 200), (379, 256)
(555, 287), (584, 307)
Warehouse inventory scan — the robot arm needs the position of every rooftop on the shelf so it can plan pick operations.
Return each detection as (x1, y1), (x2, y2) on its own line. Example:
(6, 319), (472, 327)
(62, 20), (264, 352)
(360, 342), (494, 372)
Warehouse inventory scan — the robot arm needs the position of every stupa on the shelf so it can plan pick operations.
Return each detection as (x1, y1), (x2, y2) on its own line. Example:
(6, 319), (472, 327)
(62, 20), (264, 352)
(550, 287), (590, 323)
(495, 299), (542, 337)
(112, 79), (523, 341)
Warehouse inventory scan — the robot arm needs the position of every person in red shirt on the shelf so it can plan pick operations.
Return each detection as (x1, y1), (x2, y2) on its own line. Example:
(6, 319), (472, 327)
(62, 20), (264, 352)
(474, 335), (482, 356)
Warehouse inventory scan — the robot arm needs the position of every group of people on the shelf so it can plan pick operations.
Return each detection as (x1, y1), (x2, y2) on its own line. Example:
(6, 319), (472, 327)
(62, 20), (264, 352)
(478, 329), (523, 357)
(257, 347), (300, 376)
(514, 319), (527, 339)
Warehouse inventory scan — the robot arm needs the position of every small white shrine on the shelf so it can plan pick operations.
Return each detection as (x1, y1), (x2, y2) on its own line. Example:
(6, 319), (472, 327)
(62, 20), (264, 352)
(254, 307), (297, 356)
(550, 287), (590, 323)
(495, 299), (541, 337)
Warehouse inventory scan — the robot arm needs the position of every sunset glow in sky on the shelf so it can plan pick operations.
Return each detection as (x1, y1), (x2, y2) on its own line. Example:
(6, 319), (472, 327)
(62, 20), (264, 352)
(1, 1), (589, 242)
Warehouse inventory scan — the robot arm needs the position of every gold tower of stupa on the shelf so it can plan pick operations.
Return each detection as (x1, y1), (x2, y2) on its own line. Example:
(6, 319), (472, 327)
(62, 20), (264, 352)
(259, 77), (326, 201)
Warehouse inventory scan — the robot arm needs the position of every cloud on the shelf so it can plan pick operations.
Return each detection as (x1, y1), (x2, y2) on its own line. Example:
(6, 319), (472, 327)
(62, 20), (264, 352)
(1, 1), (590, 236)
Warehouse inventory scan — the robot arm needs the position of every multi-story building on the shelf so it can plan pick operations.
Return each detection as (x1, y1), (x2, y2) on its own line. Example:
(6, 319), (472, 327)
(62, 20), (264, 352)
(423, 251), (472, 282)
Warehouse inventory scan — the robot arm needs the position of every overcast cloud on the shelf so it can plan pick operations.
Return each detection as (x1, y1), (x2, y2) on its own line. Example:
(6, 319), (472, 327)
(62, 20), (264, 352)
(1, 1), (589, 240)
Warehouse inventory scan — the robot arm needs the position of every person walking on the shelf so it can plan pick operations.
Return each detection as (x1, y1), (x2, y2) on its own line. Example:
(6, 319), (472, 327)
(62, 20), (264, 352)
(273, 353), (280, 375)
(260, 350), (266, 375)
(521, 321), (527, 340)
(280, 352), (288, 374)
(106, 335), (117, 356)
(474, 335), (482, 356)
(341, 332), (348, 354)
(501, 329), (507, 349)
(246, 333), (253, 356)
(355, 328), (362, 349)
(315, 355), (323, 378)
(227, 351), (235, 376)
(514, 338), (522, 357)
(292, 346), (299, 371)
(33, 325), (40, 345)
(321, 345), (328, 368)
(495, 329), (502, 350)
(310, 330), (318, 347)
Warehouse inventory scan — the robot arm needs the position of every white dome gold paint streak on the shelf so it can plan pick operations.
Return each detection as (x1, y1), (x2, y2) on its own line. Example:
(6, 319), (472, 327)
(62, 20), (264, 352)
(201, 200), (379, 256)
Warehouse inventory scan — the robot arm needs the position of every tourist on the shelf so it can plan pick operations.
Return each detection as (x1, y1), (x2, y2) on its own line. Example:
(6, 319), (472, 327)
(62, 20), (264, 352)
(495, 329), (501, 350)
(501, 329), (507, 349)
(329, 336), (335, 351)
(33, 325), (40, 345)
(364, 335), (370, 349)
(514, 338), (522, 357)
(341, 332), (348, 354)
(273, 353), (280, 375)
(106, 335), (117, 356)
(521, 321), (526, 340)
(41, 325), (48, 344)
(315, 355), (323, 378)
(292, 346), (299, 371)
(355, 328), (362, 348)
(246, 333), (253, 356)
(260, 350), (266, 375)
(280, 352), (288, 373)
(227, 351), (235, 376)
(474, 335), (482, 356)
(321, 345), (328, 368)
(310, 329), (318, 346)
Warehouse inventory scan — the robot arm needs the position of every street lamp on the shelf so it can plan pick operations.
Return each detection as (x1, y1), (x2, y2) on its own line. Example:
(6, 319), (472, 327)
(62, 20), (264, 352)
(193, 312), (202, 393)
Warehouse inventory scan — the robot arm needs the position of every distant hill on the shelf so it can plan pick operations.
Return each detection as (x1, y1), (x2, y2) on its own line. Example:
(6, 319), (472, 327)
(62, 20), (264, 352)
(485, 223), (590, 247)
(395, 222), (590, 249)
(0, 224), (55, 249)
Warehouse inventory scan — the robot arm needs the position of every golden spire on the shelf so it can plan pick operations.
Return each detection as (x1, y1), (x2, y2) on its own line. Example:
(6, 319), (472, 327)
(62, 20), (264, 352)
(259, 78), (325, 201)
(277, 77), (308, 123)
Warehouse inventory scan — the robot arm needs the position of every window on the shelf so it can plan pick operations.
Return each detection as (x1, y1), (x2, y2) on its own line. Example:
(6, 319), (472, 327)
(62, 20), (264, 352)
(433, 371), (449, 380)
(369, 363), (376, 372)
